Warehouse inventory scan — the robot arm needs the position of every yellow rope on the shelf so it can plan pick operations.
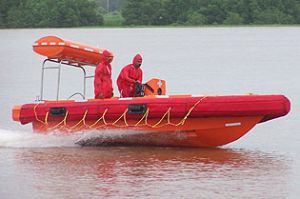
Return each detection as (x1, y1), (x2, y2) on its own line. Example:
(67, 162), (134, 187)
(152, 108), (172, 128)
(89, 109), (108, 128)
(42, 96), (207, 131)
(70, 110), (88, 130)
(33, 104), (46, 124)
(134, 108), (149, 127)
(48, 111), (69, 131)
(44, 112), (49, 125)
(111, 108), (129, 127)
(176, 96), (206, 126)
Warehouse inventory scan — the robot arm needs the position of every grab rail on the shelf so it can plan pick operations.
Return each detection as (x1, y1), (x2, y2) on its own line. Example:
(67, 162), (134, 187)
(39, 59), (95, 101)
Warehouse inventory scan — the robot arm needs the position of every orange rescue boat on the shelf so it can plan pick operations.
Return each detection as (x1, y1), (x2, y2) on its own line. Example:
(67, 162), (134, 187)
(12, 36), (291, 147)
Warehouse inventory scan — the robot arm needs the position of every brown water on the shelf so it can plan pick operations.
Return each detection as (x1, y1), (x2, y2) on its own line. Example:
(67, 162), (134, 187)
(0, 27), (299, 198)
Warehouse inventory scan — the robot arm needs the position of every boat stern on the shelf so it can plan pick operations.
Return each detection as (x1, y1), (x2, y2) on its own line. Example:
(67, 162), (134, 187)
(12, 105), (21, 122)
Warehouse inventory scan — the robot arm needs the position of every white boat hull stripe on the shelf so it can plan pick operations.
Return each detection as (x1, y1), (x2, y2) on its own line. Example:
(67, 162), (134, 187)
(225, 122), (241, 127)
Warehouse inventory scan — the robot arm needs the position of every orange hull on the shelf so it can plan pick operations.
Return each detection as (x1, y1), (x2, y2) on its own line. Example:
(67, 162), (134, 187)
(12, 94), (290, 147)
(31, 116), (262, 147)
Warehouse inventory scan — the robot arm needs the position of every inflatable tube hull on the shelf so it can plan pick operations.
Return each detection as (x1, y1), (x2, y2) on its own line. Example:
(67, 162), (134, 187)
(12, 94), (290, 147)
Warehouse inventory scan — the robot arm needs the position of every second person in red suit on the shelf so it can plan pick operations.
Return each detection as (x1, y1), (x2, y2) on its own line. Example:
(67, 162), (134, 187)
(117, 54), (143, 97)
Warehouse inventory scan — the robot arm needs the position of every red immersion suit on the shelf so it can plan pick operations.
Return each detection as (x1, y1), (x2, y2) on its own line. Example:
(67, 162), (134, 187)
(117, 54), (143, 97)
(94, 50), (113, 99)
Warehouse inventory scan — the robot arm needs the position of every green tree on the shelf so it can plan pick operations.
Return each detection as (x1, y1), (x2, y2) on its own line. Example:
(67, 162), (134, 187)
(23, 0), (51, 27)
(200, 0), (227, 24)
(289, 2), (300, 23)
(254, 8), (294, 24)
(122, 0), (164, 25)
(6, 7), (24, 27)
(0, 14), (3, 28)
(163, 0), (195, 24)
(0, 0), (20, 27)
(223, 12), (244, 25)
(1, 0), (103, 28)
(76, 0), (103, 26)
(186, 11), (207, 25)
(96, 0), (127, 12)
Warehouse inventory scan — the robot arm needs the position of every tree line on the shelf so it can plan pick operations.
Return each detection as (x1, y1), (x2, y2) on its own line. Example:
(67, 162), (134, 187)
(0, 0), (104, 28)
(122, 0), (300, 25)
(1, 0), (300, 28)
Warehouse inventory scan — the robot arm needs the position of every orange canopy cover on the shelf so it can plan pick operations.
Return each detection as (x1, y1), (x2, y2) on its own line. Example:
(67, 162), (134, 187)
(33, 36), (113, 66)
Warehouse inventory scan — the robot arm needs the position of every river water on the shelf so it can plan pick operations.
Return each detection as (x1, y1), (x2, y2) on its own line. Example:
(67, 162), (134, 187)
(0, 27), (299, 198)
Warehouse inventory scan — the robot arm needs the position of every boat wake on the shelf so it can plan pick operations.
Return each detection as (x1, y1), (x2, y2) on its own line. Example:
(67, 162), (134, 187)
(0, 128), (142, 148)
(0, 129), (79, 148)
(74, 129), (145, 146)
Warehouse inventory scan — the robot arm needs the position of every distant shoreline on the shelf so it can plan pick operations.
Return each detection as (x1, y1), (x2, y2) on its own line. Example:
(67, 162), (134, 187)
(2, 24), (300, 30)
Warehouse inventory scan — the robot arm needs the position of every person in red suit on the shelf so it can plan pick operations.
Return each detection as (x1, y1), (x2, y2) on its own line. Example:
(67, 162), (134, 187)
(117, 54), (143, 97)
(94, 50), (113, 99)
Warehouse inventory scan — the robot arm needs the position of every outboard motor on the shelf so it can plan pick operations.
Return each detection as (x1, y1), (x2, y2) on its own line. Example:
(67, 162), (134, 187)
(134, 82), (145, 97)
